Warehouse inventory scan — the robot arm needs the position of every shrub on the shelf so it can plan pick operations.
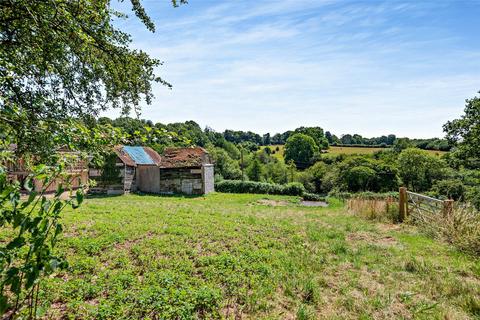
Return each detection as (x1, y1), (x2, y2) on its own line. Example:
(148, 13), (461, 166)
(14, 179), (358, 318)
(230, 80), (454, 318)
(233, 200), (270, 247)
(282, 182), (306, 196)
(398, 148), (446, 191)
(302, 193), (325, 201)
(215, 180), (305, 196)
(328, 190), (398, 200)
(466, 186), (480, 210)
(431, 179), (467, 201)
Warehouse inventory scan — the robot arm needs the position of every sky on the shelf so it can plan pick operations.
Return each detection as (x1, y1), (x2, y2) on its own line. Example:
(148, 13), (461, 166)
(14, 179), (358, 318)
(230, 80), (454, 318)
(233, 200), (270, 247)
(105, 0), (480, 138)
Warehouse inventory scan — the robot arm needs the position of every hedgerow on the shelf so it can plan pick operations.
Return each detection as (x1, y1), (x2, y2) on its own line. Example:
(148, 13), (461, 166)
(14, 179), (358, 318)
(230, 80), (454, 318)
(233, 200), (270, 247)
(215, 180), (306, 196)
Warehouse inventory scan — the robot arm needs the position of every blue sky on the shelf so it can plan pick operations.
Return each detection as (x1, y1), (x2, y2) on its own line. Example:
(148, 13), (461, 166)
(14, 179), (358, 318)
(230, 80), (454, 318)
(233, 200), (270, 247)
(107, 0), (480, 138)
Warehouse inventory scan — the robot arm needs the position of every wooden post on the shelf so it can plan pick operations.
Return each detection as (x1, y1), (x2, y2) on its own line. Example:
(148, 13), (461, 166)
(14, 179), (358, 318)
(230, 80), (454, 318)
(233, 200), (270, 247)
(399, 187), (407, 222)
(443, 199), (454, 218)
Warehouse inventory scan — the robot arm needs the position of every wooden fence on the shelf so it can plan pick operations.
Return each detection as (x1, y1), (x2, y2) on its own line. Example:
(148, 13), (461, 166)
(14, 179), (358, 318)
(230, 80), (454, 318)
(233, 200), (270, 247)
(398, 187), (454, 222)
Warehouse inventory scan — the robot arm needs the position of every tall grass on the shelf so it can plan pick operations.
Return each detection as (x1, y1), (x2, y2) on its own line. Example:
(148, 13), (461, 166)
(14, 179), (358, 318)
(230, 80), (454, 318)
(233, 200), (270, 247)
(347, 194), (480, 256)
(346, 197), (400, 223)
(414, 204), (480, 256)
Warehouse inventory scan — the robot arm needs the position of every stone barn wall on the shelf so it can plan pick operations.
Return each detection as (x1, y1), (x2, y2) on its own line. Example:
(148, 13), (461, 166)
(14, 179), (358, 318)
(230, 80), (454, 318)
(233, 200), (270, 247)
(159, 167), (204, 195)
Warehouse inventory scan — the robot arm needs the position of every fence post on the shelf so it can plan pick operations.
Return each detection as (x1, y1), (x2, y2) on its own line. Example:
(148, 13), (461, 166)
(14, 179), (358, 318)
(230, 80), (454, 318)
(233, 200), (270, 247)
(443, 199), (454, 218)
(399, 187), (407, 222)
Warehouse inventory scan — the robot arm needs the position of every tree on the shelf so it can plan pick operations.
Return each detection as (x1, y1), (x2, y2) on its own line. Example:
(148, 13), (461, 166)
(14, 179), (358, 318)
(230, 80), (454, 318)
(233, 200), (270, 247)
(263, 133), (271, 145)
(336, 156), (398, 192)
(1, 1), (185, 315)
(207, 147), (242, 180)
(247, 156), (263, 182)
(325, 131), (333, 144)
(306, 161), (328, 193)
(444, 92), (480, 168)
(387, 134), (396, 145)
(284, 134), (319, 168)
(340, 134), (353, 145)
(293, 127), (329, 149)
(1, 0), (186, 156)
(397, 148), (446, 191)
(392, 138), (413, 153)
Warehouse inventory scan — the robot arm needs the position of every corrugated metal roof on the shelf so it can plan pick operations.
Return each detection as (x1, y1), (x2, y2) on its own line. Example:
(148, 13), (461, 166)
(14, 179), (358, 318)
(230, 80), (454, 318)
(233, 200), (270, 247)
(122, 146), (155, 165)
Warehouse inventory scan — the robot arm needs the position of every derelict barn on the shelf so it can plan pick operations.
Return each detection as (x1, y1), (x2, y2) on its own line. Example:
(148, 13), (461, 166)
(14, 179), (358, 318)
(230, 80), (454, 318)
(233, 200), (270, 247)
(89, 146), (214, 195)
(5, 146), (88, 193)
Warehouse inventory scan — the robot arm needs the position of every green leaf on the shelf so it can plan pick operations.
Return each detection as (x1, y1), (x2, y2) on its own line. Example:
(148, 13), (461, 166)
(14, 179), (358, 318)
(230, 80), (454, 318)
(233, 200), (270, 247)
(0, 294), (8, 314)
(6, 237), (25, 250)
(76, 189), (84, 206)
(20, 191), (37, 209)
(54, 224), (63, 237)
(24, 177), (33, 192)
(25, 268), (38, 289)
(55, 183), (64, 197)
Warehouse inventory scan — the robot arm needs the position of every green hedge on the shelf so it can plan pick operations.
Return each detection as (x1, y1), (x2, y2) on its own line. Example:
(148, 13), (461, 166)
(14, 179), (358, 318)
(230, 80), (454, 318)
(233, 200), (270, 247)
(215, 180), (306, 196)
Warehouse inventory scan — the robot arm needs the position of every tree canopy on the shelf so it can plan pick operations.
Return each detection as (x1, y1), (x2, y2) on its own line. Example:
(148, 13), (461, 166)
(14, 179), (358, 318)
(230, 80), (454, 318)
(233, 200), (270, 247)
(444, 93), (480, 169)
(1, 0), (185, 156)
(284, 133), (319, 168)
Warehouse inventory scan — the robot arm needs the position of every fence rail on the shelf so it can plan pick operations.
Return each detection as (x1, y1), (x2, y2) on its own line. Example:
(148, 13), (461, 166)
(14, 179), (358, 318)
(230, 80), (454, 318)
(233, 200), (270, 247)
(398, 187), (453, 222)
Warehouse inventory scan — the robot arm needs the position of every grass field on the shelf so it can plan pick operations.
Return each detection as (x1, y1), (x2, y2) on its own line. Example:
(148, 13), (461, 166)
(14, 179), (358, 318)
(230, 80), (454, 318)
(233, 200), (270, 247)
(24, 193), (480, 319)
(262, 145), (446, 159)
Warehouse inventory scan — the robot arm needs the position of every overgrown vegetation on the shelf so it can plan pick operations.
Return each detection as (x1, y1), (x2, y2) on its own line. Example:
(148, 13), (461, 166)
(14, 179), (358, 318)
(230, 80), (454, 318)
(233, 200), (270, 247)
(93, 95), (479, 209)
(4, 193), (475, 319)
(410, 204), (480, 256)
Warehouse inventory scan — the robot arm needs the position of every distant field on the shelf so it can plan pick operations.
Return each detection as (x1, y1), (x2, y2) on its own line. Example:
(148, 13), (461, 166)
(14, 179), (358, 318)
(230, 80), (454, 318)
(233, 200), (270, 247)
(327, 146), (385, 155)
(261, 144), (285, 160)
(11, 193), (478, 319)
(261, 145), (446, 159)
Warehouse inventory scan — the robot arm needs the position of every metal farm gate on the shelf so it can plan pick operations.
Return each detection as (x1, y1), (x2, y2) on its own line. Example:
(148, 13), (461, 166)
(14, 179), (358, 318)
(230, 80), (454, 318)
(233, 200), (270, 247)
(398, 187), (454, 222)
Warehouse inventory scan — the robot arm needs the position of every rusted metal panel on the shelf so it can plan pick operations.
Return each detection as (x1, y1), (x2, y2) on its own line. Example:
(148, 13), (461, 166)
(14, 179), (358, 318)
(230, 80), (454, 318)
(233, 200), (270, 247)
(136, 165), (160, 193)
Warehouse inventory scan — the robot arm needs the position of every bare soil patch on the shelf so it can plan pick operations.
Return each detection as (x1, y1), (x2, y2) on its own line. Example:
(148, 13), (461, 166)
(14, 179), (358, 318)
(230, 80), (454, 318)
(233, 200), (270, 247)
(257, 199), (291, 206)
(347, 231), (399, 247)
(300, 200), (328, 207)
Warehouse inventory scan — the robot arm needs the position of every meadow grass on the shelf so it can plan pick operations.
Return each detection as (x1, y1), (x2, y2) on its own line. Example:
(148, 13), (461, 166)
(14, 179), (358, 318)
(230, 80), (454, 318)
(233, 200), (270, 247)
(21, 193), (479, 319)
(261, 145), (446, 159)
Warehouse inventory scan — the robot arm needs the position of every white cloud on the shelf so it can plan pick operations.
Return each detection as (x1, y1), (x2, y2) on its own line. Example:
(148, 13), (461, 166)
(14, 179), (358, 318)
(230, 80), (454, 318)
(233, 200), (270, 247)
(103, 0), (480, 138)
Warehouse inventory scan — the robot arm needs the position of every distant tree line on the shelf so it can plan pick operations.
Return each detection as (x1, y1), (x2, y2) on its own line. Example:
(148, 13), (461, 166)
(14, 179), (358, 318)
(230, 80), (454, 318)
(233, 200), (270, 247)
(220, 128), (451, 152)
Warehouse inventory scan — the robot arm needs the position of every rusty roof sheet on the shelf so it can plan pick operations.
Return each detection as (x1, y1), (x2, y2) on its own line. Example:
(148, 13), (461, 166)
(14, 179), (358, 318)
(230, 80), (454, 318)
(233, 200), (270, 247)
(160, 147), (210, 169)
(114, 146), (137, 167)
(143, 147), (162, 166)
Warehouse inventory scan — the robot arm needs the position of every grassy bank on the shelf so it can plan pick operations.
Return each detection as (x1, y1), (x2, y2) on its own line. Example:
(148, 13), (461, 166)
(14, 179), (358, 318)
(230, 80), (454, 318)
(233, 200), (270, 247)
(14, 193), (479, 319)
